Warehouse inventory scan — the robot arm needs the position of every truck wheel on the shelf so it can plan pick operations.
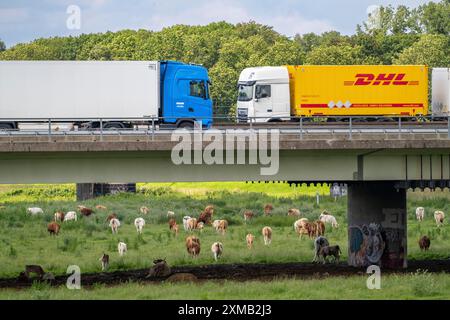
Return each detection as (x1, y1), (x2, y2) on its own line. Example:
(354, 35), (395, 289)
(104, 122), (125, 130)
(178, 121), (194, 129)
(0, 123), (13, 130)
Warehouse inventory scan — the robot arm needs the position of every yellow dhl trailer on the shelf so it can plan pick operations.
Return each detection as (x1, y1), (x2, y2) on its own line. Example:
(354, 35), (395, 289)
(236, 65), (428, 122)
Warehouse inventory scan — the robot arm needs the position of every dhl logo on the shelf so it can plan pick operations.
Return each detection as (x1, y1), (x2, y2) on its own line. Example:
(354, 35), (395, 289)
(344, 74), (419, 86)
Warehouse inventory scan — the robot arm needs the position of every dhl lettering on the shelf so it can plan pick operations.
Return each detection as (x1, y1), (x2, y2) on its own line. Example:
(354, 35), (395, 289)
(345, 74), (419, 86)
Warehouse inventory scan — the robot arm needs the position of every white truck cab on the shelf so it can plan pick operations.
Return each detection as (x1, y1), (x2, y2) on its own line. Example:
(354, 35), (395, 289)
(237, 67), (290, 123)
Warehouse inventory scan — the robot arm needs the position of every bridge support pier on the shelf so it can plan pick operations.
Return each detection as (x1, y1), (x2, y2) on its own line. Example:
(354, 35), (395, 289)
(347, 182), (407, 269)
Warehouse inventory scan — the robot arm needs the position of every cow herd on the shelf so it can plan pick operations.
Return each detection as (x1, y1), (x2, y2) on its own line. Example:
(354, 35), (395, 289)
(18, 202), (447, 272)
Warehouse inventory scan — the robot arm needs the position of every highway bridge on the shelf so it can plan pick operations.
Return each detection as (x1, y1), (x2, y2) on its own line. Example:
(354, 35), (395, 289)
(1, 122), (450, 269)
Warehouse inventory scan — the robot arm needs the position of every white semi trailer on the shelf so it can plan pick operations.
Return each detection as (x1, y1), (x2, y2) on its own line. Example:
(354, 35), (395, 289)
(0, 60), (213, 129)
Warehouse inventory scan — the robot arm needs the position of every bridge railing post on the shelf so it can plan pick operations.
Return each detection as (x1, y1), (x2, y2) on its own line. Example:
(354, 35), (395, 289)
(100, 118), (103, 142)
(447, 116), (450, 140)
(299, 117), (303, 140)
(398, 117), (402, 139)
(151, 118), (155, 141)
(48, 118), (52, 142)
(349, 117), (352, 140)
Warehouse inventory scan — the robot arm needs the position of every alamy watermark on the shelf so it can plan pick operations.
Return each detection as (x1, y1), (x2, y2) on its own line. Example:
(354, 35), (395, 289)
(66, 5), (81, 30)
(66, 265), (81, 290)
(171, 128), (280, 176)
(366, 265), (381, 290)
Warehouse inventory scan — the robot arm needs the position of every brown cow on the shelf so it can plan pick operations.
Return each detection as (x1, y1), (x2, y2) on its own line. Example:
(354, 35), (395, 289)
(288, 208), (301, 217)
(47, 222), (60, 235)
(318, 245), (341, 264)
(78, 206), (94, 217)
(106, 213), (118, 222)
(419, 236), (431, 251)
(186, 236), (201, 257)
(264, 204), (273, 216)
(99, 253), (109, 271)
(198, 205), (214, 225)
(54, 211), (65, 222)
(315, 220), (326, 237)
(244, 210), (255, 221)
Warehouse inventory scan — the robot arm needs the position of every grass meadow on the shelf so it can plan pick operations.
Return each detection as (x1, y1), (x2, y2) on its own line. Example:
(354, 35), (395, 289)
(0, 182), (449, 299)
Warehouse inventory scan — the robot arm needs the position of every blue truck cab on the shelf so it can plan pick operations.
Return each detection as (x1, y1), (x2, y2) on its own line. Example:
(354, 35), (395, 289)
(160, 61), (213, 128)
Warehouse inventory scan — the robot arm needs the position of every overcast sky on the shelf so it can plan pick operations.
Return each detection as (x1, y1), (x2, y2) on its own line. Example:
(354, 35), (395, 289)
(0, 0), (434, 47)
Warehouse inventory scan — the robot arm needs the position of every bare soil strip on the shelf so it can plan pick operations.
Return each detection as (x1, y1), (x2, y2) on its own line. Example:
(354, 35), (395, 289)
(1, 260), (449, 289)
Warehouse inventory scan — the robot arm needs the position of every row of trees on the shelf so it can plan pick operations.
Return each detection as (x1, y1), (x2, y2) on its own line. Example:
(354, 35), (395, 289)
(0, 1), (449, 112)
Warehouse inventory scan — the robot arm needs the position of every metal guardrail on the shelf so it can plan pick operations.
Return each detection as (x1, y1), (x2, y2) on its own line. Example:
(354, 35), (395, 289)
(1, 115), (450, 142)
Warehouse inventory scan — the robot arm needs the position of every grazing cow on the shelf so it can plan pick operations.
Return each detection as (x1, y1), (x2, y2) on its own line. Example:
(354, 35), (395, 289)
(169, 218), (177, 230)
(288, 208), (301, 217)
(23, 265), (46, 279)
(183, 216), (192, 231)
(198, 205), (214, 225)
(416, 207), (425, 222)
(315, 220), (326, 237)
(96, 205), (107, 210)
(78, 206), (94, 217)
(47, 222), (60, 236)
(246, 234), (255, 249)
(434, 211), (445, 227)
(196, 222), (205, 232)
(262, 226), (272, 245)
(54, 211), (65, 222)
(64, 211), (77, 222)
(167, 211), (175, 218)
(313, 236), (330, 263)
(109, 218), (121, 234)
(27, 207), (43, 216)
(294, 218), (309, 238)
(99, 253), (109, 271)
(172, 224), (179, 236)
(319, 211), (339, 228)
(147, 259), (172, 278)
(186, 218), (198, 232)
(318, 245), (341, 264)
(140, 206), (150, 215)
(106, 213), (118, 222)
(419, 236), (431, 251)
(118, 242), (127, 256)
(264, 204), (273, 216)
(213, 220), (228, 235)
(306, 222), (317, 239)
(211, 242), (224, 261)
(244, 210), (255, 221)
(185, 236), (201, 257)
(134, 218), (146, 234)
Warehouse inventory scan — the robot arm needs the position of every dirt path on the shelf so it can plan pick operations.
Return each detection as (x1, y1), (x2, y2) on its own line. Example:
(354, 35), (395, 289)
(1, 259), (449, 289)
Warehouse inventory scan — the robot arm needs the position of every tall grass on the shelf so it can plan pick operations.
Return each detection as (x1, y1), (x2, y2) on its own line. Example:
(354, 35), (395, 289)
(0, 184), (448, 280)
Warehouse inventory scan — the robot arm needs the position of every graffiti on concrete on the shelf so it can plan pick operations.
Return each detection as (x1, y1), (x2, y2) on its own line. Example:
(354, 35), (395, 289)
(349, 223), (386, 267)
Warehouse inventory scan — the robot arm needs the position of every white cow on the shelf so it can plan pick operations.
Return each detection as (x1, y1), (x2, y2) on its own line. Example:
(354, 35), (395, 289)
(416, 207), (425, 222)
(167, 211), (175, 218)
(211, 242), (224, 261)
(319, 213), (339, 228)
(118, 242), (127, 256)
(434, 211), (445, 227)
(183, 216), (192, 232)
(27, 207), (43, 216)
(64, 211), (78, 222)
(294, 218), (309, 232)
(134, 218), (146, 234)
(109, 218), (121, 234)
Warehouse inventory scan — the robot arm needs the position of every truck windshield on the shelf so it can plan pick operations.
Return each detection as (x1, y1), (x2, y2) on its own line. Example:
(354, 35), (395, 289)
(238, 84), (253, 102)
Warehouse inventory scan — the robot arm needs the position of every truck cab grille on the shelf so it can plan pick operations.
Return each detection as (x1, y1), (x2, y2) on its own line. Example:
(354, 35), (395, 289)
(237, 108), (248, 123)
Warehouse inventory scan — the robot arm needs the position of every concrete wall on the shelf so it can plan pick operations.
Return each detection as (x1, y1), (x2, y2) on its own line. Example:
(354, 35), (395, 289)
(348, 182), (407, 269)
